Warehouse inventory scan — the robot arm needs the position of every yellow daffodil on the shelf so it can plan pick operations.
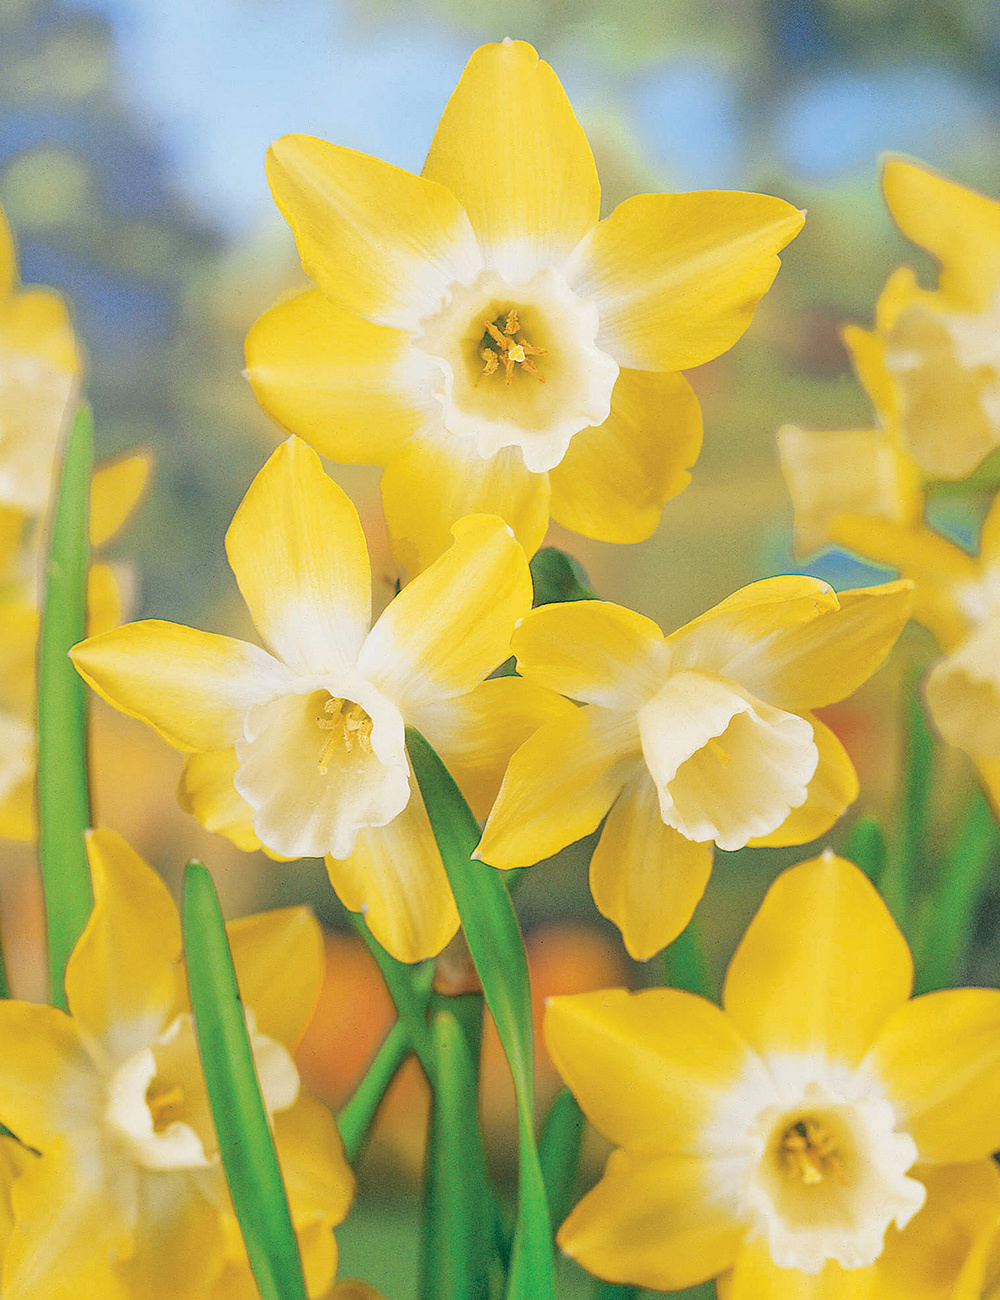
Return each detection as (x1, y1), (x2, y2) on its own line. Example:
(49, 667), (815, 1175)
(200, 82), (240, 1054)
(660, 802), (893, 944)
(0, 202), (81, 514)
(0, 449), (152, 842)
(71, 435), (566, 961)
(545, 852), (1000, 1297)
(477, 575), (912, 959)
(0, 827), (354, 1300)
(245, 39), (803, 576)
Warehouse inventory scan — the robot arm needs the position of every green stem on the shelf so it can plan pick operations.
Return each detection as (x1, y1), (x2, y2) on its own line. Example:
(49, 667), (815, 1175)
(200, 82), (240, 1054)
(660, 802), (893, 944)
(347, 911), (435, 1076)
(37, 404), (94, 1009)
(336, 1019), (411, 1165)
(881, 681), (935, 935)
(843, 814), (888, 882)
(538, 1088), (585, 1233)
(659, 917), (711, 998)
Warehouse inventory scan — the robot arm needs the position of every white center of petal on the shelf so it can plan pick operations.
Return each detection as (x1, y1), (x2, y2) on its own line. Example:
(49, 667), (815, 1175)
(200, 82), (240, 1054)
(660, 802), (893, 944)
(234, 672), (410, 860)
(412, 266), (619, 473)
(706, 1053), (924, 1274)
(637, 672), (818, 851)
(0, 351), (78, 513)
(926, 613), (1000, 759)
(0, 712), (33, 804)
(104, 1011), (299, 1173)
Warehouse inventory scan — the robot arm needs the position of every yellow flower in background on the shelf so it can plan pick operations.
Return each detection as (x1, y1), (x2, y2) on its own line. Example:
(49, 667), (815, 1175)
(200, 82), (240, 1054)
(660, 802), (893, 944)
(545, 853), (1000, 1297)
(0, 202), (81, 514)
(0, 828), (354, 1300)
(0, 449), (153, 842)
(477, 575), (912, 959)
(246, 39), (803, 576)
(72, 435), (567, 962)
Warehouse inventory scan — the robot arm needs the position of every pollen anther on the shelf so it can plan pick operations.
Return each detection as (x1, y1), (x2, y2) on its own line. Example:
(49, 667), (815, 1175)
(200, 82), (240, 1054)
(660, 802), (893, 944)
(479, 309), (547, 385)
(317, 695), (374, 773)
(780, 1119), (846, 1186)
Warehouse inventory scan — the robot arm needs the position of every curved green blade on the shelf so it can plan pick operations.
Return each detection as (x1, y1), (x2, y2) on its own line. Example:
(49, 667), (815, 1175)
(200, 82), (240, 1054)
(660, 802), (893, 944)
(407, 728), (554, 1299)
(182, 860), (306, 1300)
(38, 403), (94, 1009)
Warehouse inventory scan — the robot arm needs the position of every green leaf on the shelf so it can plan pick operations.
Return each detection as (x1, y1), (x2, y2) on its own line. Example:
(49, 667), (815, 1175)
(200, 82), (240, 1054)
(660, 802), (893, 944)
(881, 681), (935, 934)
(592, 1283), (640, 1299)
(914, 786), (999, 993)
(539, 1088), (584, 1233)
(659, 916), (711, 999)
(38, 403), (94, 1010)
(337, 1019), (411, 1165)
(182, 860), (306, 1300)
(407, 728), (554, 1299)
(419, 1004), (493, 1300)
(529, 548), (598, 606)
(843, 814), (888, 882)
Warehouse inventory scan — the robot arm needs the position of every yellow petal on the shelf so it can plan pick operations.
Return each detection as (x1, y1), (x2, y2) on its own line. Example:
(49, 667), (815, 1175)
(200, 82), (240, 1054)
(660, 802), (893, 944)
(476, 704), (640, 869)
(926, 620), (1000, 761)
(0, 596), (38, 709)
(409, 674), (576, 820)
(85, 562), (125, 638)
(226, 437), (372, 676)
(724, 1235), (877, 1300)
(71, 621), (291, 752)
(841, 321), (899, 424)
(65, 828), (180, 1058)
(121, 1171), (226, 1300)
(89, 449), (153, 548)
(749, 716), (859, 847)
(671, 579), (913, 712)
(544, 986), (757, 1153)
(380, 429), (550, 577)
(832, 516), (972, 651)
(876, 1161), (1000, 1300)
(589, 772), (714, 960)
(513, 599), (666, 710)
(325, 781), (459, 963)
(867, 987), (1000, 1162)
(0, 204), (14, 299)
(557, 1147), (744, 1291)
(0, 1002), (100, 1149)
(723, 854), (913, 1064)
(776, 425), (922, 557)
(177, 749), (263, 852)
(273, 1092), (355, 1234)
(358, 514), (531, 710)
(226, 907), (324, 1049)
(244, 289), (426, 464)
(882, 157), (1000, 310)
(5, 1138), (130, 1300)
(569, 190), (804, 371)
(422, 40), (600, 271)
(0, 770), (34, 841)
(548, 369), (703, 542)
(0, 283), (80, 373)
(0, 1133), (34, 1253)
(266, 134), (480, 331)
(0, 503), (26, 578)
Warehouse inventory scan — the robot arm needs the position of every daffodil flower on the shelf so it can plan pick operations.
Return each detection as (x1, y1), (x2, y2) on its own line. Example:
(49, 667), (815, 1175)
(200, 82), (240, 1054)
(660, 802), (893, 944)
(72, 435), (566, 961)
(545, 852), (1000, 1297)
(246, 40), (803, 576)
(476, 575), (912, 959)
(0, 827), (354, 1300)
(0, 202), (81, 514)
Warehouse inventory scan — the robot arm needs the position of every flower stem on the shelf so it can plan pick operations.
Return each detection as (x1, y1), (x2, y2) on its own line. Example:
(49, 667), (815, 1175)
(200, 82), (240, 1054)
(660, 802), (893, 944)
(336, 1019), (412, 1165)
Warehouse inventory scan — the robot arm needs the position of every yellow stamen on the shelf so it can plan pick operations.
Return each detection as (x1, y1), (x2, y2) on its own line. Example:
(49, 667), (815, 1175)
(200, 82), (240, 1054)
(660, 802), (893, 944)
(705, 735), (730, 766)
(479, 309), (547, 385)
(780, 1119), (846, 1186)
(317, 696), (373, 773)
(146, 1082), (185, 1133)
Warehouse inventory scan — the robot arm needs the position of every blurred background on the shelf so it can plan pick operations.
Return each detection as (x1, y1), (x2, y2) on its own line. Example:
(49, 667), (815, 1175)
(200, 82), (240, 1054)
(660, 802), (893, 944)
(3, 0), (1000, 1293)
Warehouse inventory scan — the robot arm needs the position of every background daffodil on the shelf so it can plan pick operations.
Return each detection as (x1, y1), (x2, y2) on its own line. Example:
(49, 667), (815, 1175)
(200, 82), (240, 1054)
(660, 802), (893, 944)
(246, 39), (804, 576)
(71, 435), (566, 962)
(0, 827), (354, 1300)
(477, 574), (912, 959)
(545, 853), (1000, 1298)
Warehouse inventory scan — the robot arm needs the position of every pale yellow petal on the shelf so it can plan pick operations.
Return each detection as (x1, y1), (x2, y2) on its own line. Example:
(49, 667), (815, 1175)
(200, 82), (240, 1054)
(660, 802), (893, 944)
(776, 425), (922, 557)
(0, 204), (14, 299)
(557, 1147), (743, 1291)
(177, 749), (263, 852)
(71, 621), (292, 752)
(476, 704), (641, 869)
(422, 40), (600, 271)
(273, 1092), (355, 1232)
(244, 289), (427, 464)
(568, 190), (804, 371)
(544, 986), (758, 1154)
(548, 368), (703, 542)
(724, 1236), (877, 1300)
(358, 514), (531, 711)
(409, 674), (576, 821)
(867, 988), (1000, 1162)
(326, 782), (459, 963)
(380, 428), (550, 577)
(723, 854), (913, 1064)
(512, 599), (666, 710)
(0, 1002), (101, 1149)
(89, 449), (153, 548)
(226, 907), (324, 1049)
(226, 437), (372, 676)
(832, 516), (972, 651)
(122, 1170), (226, 1300)
(0, 769), (34, 841)
(749, 716), (859, 847)
(882, 157), (1000, 309)
(266, 134), (480, 331)
(926, 620), (1000, 761)
(841, 321), (898, 424)
(65, 827), (180, 1059)
(589, 771), (714, 960)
